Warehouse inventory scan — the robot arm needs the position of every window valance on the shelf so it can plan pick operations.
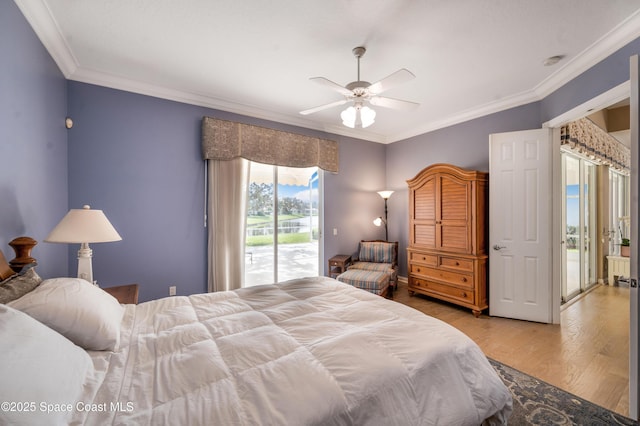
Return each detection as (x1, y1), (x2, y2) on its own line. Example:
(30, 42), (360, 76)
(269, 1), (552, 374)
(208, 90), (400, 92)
(561, 117), (630, 172)
(201, 117), (339, 173)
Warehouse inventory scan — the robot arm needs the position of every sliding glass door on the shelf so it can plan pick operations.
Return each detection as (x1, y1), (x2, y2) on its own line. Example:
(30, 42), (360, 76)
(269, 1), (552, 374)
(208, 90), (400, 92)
(561, 152), (597, 302)
(583, 161), (597, 292)
(244, 162), (321, 286)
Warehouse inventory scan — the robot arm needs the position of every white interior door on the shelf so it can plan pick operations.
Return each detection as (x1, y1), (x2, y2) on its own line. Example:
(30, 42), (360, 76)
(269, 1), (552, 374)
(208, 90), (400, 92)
(489, 128), (557, 323)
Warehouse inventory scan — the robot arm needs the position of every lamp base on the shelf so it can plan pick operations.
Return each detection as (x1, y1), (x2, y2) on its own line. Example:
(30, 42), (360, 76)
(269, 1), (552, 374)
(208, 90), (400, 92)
(77, 243), (94, 284)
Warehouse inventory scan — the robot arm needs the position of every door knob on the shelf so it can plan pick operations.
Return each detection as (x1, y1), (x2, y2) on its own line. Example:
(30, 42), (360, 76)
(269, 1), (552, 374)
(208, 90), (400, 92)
(493, 244), (506, 251)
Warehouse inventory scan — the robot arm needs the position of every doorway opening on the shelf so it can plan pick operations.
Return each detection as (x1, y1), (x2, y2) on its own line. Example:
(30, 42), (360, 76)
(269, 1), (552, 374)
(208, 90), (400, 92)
(545, 81), (633, 417)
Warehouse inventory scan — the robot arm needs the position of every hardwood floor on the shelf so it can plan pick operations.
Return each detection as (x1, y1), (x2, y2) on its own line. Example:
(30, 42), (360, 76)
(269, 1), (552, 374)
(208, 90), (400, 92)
(393, 281), (631, 417)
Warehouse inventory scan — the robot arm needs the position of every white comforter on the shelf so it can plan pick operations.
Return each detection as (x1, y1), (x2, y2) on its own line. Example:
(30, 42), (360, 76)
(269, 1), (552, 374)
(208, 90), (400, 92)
(75, 277), (511, 425)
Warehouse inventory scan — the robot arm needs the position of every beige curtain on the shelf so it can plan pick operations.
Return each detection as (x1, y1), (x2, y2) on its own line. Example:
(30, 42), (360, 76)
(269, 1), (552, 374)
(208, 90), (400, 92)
(201, 117), (339, 172)
(207, 158), (249, 292)
(203, 116), (338, 292)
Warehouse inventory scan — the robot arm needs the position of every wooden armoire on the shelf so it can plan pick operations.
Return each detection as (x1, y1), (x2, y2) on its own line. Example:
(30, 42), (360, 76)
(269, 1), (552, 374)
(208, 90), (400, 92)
(407, 163), (488, 317)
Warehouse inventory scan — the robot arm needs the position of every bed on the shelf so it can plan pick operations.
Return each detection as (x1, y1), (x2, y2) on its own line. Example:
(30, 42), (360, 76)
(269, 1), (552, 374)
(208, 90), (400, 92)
(0, 239), (512, 425)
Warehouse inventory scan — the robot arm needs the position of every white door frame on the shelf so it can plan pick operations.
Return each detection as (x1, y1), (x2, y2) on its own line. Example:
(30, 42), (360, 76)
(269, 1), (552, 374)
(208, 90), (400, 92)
(629, 55), (639, 421)
(543, 78), (636, 419)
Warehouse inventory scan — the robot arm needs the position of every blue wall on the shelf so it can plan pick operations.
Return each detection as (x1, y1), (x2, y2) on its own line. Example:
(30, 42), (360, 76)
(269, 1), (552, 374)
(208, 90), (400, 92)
(67, 82), (386, 301)
(386, 102), (542, 275)
(0, 1), (68, 279)
(4, 1), (640, 299)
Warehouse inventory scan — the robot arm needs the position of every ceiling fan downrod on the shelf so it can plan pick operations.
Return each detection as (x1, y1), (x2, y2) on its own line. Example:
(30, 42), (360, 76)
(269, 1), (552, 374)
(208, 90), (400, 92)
(353, 46), (366, 82)
(347, 46), (370, 95)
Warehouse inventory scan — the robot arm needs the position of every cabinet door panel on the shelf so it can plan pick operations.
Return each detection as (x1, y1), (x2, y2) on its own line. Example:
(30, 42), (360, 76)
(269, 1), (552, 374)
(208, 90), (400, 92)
(412, 175), (437, 247)
(439, 175), (470, 251)
(414, 177), (436, 220)
(414, 224), (436, 247)
(440, 176), (469, 221)
(441, 226), (468, 251)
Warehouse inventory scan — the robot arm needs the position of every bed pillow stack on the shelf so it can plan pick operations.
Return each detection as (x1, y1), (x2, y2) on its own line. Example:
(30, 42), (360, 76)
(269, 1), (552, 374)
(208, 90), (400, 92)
(8, 277), (125, 351)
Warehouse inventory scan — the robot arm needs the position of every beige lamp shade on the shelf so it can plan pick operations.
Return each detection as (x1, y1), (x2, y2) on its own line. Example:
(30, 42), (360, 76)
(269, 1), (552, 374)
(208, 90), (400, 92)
(45, 205), (121, 284)
(45, 205), (122, 244)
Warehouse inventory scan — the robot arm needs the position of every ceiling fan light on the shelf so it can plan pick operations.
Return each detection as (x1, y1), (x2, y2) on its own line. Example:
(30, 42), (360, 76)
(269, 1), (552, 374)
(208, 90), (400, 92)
(341, 106), (356, 128)
(360, 106), (376, 128)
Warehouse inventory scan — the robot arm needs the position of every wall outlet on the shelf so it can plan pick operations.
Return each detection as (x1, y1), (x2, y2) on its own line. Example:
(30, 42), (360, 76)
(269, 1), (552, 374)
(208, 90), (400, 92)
(333, 228), (338, 236)
(169, 285), (176, 296)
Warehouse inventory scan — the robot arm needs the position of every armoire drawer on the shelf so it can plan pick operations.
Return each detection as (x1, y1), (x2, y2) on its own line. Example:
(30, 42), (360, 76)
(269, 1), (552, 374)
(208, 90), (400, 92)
(409, 277), (474, 303)
(409, 252), (438, 266)
(410, 265), (473, 289)
(439, 256), (473, 272)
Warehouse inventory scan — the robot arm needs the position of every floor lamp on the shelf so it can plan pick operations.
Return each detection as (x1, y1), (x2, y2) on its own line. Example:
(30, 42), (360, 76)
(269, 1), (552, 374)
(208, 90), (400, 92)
(373, 190), (394, 241)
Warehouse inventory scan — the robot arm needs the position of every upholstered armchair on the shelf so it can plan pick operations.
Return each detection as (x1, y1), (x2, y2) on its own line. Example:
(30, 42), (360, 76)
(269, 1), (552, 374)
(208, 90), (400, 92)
(348, 240), (398, 291)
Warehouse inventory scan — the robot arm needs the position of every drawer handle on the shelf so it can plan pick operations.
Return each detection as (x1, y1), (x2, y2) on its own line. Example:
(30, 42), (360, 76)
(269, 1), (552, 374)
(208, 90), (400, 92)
(416, 268), (421, 273)
(455, 261), (460, 266)
(462, 292), (467, 298)
(461, 277), (468, 283)
(422, 256), (427, 261)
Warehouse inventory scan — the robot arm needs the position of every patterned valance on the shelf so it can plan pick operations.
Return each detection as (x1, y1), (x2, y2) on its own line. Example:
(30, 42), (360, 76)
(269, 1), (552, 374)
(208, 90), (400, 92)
(201, 117), (339, 173)
(560, 118), (630, 172)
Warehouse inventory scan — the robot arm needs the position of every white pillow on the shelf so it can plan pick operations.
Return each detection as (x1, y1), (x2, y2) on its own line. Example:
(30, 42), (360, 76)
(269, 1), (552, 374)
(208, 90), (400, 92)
(9, 277), (125, 351)
(0, 304), (94, 425)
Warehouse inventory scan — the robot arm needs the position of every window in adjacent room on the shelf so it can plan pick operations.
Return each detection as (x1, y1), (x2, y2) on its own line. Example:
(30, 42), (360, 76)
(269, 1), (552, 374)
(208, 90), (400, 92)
(609, 169), (630, 255)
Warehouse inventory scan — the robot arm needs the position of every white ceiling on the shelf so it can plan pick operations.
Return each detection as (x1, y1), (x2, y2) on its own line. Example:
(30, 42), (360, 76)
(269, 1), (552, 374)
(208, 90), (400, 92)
(15, 0), (640, 144)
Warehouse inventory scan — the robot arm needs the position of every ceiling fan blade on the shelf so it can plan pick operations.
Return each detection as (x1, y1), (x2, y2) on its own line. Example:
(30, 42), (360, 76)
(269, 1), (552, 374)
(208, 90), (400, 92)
(370, 96), (419, 110)
(367, 69), (415, 95)
(310, 77), (354, 97)
(300, 99), (348, 115)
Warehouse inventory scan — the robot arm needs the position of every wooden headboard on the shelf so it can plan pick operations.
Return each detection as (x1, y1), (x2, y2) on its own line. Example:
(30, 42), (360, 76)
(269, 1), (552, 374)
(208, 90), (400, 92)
(0, 236), (38, 279)
(0, 249), (14, 280)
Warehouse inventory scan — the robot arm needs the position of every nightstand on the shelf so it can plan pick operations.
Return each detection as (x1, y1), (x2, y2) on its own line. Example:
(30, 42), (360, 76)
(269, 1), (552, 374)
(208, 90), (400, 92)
(328, 254), (351, 279)
(103, 283), (139, 304)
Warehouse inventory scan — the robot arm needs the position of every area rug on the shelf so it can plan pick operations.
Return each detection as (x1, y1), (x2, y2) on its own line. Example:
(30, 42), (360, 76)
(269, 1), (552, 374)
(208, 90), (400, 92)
(488, 358), (637, 425)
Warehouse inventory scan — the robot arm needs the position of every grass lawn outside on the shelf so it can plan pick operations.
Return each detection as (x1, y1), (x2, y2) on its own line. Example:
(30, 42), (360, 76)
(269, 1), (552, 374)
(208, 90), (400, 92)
(247, 214), (305, 225)
(246, 232), (313, 246)
(247, 214), (317, 246)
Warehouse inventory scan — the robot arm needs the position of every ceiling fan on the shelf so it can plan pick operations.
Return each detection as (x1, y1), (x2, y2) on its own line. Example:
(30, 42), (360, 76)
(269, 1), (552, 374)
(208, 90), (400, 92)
(300, 46), (419, 128)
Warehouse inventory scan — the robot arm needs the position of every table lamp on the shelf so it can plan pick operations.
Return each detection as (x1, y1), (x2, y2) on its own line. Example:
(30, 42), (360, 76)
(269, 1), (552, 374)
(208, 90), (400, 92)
(45, 205), (122, 284)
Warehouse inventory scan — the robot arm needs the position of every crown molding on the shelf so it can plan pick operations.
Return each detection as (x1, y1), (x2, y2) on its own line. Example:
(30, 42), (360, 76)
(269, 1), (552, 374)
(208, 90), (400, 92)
(69, 67), (390, 144)
(388, 89), (540, 142)
(388, 9), (640, 143)
(534, 9), (640, 98)
(15, 1), (640, 145)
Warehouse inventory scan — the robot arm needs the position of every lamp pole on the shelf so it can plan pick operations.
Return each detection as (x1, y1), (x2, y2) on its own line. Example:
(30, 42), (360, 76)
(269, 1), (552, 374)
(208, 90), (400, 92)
(383, 197), (389, 241)
(377, 190), (394, 241)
